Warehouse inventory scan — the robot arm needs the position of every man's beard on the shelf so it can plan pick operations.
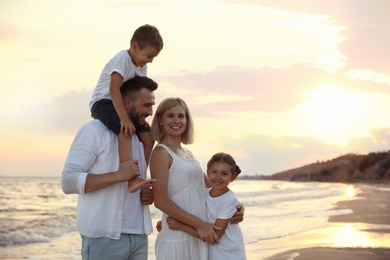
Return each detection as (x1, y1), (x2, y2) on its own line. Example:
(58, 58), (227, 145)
(129, 107), (143, 128)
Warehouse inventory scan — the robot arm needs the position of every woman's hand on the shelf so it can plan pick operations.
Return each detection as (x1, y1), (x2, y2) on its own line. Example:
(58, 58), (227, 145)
(230, 203), (245, 224)
(195, 221), (221, 245)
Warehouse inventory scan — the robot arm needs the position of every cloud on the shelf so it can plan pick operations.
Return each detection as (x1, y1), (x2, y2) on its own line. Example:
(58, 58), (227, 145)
(0, 20), (70, 49)
(7, 62), (390, 136)
(221, 0), (390, 73)
(9, 89), (91, 135)
(155, 66), (309, 113)
(346, 70), (390, 85)
(0, 21), (22, 41)
(155, 64), (390, 116)
(101, 2), (162, 8)
(195, 127), (390, 176)
(348, 128), (390, 153)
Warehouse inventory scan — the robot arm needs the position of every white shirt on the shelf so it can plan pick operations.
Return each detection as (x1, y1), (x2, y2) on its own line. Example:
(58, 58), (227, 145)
(206, 188), (246, 260)
(61, 120), (153, 239)
(89, 50), (147, 110)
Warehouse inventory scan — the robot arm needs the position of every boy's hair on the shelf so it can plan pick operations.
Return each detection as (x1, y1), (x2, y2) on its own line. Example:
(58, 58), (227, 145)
(150, 97), (195, 144)
(131, 24), (164, 51)
(207, 152), (241, 175)
(121, 76), (158, 101)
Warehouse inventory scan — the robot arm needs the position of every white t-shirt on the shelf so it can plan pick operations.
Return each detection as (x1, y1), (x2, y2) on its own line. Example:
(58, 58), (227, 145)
(89, 50), (147, 111)
(61, 120), (153, 239)
(206, 188), (246, 260)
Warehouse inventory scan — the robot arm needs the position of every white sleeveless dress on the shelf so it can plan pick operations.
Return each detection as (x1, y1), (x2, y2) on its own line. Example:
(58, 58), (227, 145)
(154, 144), (208, 260)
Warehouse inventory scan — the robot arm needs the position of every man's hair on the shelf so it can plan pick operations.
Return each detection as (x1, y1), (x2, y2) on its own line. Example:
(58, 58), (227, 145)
(120, 76), (158, 100)
(150, 97), (195, 144)
(131, 24), (164, 51)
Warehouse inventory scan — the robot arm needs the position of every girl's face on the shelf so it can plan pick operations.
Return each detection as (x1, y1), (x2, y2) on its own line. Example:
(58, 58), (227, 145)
(207, 162), (237, 192)
(158, 105), (187, 137)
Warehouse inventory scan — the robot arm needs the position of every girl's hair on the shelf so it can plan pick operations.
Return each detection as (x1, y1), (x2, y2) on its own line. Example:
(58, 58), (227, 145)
(207, 152), (241, 175)
(150, 97), (195, 144)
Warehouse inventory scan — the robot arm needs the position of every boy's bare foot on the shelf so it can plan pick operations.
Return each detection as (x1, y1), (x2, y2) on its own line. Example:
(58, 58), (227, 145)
(127, 177), (156, 192)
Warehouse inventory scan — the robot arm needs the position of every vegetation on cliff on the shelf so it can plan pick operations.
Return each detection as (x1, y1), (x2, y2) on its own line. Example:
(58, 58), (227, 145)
(242, 151), (390, 183)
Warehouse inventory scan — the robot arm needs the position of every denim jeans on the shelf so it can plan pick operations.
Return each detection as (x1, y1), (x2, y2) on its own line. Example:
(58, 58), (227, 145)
(81, 233), (148, 260)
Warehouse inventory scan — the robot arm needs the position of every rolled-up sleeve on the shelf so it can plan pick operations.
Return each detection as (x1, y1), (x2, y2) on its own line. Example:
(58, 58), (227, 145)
(62, 123), (100, 194)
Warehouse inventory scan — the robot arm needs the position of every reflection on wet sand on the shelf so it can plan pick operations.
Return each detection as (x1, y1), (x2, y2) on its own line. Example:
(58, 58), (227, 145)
(247, 184), (390, 260)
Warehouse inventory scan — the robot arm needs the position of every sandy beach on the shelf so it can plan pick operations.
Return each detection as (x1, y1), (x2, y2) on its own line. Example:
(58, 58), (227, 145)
(1, 180), (389, 259)
(246, 184), (390, 260)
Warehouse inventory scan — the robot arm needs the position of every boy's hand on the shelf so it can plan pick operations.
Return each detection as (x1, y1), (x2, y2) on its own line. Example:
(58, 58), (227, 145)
(128, 178), (156, 193)
(120, 117), (135, 136)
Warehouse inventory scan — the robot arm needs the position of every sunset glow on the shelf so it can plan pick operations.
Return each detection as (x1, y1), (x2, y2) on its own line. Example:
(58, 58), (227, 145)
(330, 223), (390, 248)
(345, 185), (356, 198)
(1, 0), (390, 177)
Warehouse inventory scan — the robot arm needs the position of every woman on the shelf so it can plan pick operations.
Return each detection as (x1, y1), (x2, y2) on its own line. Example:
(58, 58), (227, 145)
(150, 97), (218, 260)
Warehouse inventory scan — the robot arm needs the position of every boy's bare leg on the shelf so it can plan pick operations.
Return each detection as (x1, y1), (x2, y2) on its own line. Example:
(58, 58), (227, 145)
(138, 131), (155, 167)
(118, 133), (134, 163)
(118, 133), (142, 192)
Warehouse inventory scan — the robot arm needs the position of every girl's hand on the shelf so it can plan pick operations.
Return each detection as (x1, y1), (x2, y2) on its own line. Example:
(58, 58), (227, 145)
(166, 217), (183, 231)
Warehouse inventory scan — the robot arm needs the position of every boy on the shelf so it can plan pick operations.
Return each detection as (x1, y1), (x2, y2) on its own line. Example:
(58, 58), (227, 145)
(89, 24), (163, 192)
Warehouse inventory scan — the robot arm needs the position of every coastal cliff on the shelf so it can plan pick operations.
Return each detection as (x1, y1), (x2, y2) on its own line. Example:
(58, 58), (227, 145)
(256, 151), (390, 183)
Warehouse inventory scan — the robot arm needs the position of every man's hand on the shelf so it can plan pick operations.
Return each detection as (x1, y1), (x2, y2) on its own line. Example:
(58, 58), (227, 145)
(114, 160), (140, 182)
(230, 203), (245, 224)
(140, 187), (153, 205)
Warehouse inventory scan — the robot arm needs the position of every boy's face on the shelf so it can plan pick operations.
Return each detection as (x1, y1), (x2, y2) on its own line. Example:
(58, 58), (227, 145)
(130, 42), (160, 68)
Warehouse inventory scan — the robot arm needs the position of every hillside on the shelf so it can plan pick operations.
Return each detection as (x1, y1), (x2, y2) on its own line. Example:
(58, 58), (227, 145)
(256, 151), (390, 183)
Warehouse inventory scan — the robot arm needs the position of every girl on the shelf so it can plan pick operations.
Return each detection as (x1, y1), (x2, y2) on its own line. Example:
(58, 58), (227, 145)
(167, 152), (246, 260)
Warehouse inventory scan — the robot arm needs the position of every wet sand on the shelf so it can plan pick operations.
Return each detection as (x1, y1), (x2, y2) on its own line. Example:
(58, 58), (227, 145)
(246, 184), (390, 260)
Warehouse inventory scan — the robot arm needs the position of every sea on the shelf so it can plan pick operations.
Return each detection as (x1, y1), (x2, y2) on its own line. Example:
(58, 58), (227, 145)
(0, 177), (364, 259)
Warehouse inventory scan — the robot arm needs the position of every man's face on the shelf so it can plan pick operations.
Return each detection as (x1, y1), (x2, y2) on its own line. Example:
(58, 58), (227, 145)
(128, 88), (155, 127)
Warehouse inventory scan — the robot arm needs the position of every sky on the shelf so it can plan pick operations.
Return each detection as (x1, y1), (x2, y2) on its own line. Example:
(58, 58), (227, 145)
(1, 0), (390, 177)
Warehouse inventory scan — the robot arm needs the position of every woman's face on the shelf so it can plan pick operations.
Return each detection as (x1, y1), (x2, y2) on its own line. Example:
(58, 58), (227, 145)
(158, 105), (187, 137)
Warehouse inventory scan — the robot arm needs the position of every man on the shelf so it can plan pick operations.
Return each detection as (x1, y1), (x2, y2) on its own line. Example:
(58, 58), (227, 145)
(62, 76), (158, 259)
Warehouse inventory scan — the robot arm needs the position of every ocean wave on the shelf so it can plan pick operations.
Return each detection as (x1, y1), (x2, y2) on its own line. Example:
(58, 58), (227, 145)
(0, 212), (76, 246)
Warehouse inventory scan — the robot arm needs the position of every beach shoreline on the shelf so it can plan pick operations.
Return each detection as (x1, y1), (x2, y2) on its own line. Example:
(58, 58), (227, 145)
(247, 183), (390, 260)
(1, 180), (389, 259)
